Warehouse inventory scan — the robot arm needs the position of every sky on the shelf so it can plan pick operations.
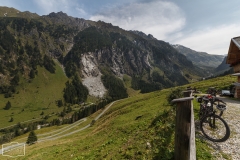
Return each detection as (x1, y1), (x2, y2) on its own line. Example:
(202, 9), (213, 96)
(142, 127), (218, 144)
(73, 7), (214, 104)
(0, 0), (240, 55)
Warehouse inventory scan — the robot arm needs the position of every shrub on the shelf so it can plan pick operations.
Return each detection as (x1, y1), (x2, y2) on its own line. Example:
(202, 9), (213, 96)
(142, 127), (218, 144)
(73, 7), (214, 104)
(9, 117), (13, 122)
(167, 88), (183, 104)
(26, 130), (37, 145)
(4, 101), (11, 110)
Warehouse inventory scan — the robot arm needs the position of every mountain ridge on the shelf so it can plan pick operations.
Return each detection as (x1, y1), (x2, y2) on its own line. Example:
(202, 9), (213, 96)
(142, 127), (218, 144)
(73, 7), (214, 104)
(172, 44), (225, 69)
(0, 6), (205, 99)
(0, 6), (221, 105)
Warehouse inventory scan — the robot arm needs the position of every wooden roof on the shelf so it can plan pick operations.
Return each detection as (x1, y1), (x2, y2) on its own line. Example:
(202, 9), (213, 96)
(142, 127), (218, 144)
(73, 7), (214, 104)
(226, 37), (240, 65)
(232, 73), (240, 76)
(233, 82), (240, 87)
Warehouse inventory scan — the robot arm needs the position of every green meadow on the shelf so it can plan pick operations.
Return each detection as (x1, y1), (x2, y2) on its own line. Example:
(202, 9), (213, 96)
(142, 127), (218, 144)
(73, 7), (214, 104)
(0, 64), (68, 129)
(187, 75), (235, 93)
(0, 72), (236, 159)
(10, 87), (214, 159)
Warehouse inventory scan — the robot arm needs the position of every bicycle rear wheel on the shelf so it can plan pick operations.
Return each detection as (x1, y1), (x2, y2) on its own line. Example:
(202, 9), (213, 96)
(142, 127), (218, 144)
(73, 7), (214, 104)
(200, 114), (230, 142)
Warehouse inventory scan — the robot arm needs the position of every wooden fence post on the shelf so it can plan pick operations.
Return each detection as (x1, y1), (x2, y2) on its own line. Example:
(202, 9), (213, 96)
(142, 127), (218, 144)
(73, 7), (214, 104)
(189, 98), (196, 160)
(172, 90), (195, 160)
(183, 90), (192, 97)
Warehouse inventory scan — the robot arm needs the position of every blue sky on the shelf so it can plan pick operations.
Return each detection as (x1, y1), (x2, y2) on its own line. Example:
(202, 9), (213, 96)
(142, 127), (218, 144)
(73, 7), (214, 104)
(1, 0), (240, 55)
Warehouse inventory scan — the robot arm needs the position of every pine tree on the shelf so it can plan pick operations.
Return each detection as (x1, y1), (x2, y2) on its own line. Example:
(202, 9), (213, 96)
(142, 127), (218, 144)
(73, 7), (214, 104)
(29, 69), (35, 79)
(4, 101), (11, 110)
(26, 130), (37, 145)
(57, 99), (63, 107)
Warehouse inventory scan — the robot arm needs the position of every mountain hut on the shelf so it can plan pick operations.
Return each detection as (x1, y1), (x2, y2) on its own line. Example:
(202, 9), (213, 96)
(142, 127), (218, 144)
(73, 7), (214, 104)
(226, 36), (240, 98)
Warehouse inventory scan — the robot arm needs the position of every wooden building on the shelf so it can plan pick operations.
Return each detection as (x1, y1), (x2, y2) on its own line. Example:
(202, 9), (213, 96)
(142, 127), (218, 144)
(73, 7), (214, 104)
(226, 36), (240, 98)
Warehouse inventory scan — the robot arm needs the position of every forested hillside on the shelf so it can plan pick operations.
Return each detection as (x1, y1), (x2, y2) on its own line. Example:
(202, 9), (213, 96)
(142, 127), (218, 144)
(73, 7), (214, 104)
(172, 44), (225, 74)
(0, 7), (205, 102)
(0, 7), (206, 132)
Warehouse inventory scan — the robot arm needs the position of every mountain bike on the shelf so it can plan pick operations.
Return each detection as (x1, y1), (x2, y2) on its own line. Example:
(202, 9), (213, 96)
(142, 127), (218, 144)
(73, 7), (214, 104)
(197, 95), (227, 119)
(197, 95), (230, 142)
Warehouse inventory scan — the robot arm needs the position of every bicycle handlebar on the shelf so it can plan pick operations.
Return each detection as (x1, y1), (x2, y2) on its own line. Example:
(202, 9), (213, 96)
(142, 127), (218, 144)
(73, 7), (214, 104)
(200, 96), (226, 104)
(214, 98), (226, 104)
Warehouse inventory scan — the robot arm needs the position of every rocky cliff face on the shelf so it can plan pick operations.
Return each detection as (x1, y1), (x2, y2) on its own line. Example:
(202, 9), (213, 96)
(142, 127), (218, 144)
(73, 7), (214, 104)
(81, 52), (106, 98)
(79, 46), (152, 97)
(62, 26), (202, 95)
(43, 11), (89, 30)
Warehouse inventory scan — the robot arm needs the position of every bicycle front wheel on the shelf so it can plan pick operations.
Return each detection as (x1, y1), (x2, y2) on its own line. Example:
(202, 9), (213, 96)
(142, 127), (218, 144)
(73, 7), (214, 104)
(200, 114), (230, 142)
(215, 109), (224, 117)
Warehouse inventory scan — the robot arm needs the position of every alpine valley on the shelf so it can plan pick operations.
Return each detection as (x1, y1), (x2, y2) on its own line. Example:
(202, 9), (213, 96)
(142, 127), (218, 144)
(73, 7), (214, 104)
(0, 6), (234, 159)
(0, 7), (216, 100)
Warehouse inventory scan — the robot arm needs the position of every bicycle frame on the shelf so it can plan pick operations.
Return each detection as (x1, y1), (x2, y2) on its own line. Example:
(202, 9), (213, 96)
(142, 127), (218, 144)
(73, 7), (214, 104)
(208, 111), (216, 128)
(198, 95), (226, 119)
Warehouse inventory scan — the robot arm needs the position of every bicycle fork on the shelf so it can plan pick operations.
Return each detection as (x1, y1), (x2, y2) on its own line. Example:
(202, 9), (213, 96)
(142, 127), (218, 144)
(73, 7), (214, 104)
(209, 111), (216, 128)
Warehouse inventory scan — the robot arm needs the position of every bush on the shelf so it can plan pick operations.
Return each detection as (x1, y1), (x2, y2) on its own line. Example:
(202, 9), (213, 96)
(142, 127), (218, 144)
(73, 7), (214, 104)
(43, 55), (56, 73)
(26, 130), (37, 145)
(56, 99), (63, 107)
(167, 88), (183, 104)
(4, 101), (11, 110)
(90, 120), (96, 126)
(9, 117), (13, 122)
(4, 92), (11, 98)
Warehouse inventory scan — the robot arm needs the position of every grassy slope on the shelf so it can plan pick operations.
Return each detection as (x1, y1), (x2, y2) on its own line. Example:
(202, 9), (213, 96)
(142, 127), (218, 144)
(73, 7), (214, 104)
(0, 6), (39, 18)
(0, 64), (68, 128)
(123, 74), (140, 97)
(187, 75), (235, 93)
(1, 75), (236, 159)
(5, 89), (174, 160)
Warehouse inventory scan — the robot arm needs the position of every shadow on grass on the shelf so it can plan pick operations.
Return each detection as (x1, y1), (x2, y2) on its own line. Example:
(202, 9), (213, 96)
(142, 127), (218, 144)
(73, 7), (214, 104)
(149, 109), (175, 160)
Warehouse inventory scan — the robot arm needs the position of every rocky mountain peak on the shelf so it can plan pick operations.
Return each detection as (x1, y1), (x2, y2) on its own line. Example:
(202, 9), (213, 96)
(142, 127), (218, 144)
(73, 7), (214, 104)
(130, 30), (157, 40)
(48, 11), (69, 18)
(43, 11), (89, 30)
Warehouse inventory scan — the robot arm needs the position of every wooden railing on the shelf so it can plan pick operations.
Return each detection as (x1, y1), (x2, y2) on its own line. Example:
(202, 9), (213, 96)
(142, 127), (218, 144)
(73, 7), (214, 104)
(172, 90), (196, 160)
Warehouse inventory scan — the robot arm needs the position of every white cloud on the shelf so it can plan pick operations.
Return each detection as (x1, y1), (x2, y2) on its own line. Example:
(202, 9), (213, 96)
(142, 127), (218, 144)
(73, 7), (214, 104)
(171, 24), (240, 55)
(33, 0), (60, 14)
(90, 1), (186, 40)
(33, 0), (86, 17)
(76, 7), (86, 16)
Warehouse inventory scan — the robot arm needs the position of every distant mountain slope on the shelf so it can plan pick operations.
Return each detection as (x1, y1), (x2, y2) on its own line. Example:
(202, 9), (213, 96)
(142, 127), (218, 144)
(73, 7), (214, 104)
(172, 44), (225, 68)
(214, 56), (231, 74)
(0, 6), (206, 104)
(0, 6), (39, 18)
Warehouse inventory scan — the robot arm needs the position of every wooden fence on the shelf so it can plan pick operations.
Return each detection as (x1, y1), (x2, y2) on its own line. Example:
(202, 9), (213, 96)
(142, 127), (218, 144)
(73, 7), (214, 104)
(172, 90), (196, 160)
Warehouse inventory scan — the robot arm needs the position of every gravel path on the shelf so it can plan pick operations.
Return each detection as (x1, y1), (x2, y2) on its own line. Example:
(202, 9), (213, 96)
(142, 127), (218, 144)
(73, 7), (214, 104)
(197, 97), (240, 160)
